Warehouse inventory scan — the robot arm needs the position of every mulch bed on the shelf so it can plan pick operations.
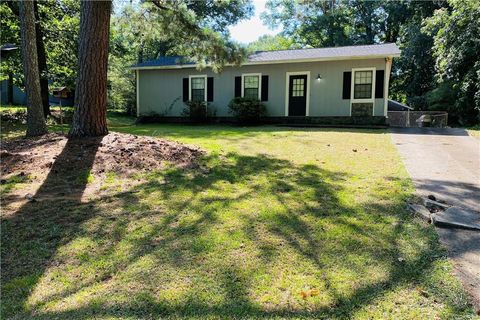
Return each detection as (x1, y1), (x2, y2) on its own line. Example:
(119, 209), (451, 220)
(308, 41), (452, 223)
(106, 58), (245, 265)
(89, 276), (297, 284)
(1, 132), (204, 179)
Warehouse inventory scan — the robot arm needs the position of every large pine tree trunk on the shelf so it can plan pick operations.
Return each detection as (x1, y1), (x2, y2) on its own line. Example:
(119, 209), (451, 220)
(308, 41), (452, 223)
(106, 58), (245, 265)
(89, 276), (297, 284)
(69, 0), (112, 137)
(19, 0), (47, 137)
(33, 0), (50, 117)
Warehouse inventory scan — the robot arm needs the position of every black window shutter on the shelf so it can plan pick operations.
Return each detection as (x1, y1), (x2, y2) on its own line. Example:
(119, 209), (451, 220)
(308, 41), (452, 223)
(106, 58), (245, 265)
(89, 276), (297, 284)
(261, 75), (269, 101)
(207, 77), (214, 102)
(234, 76), (241, 97)
(375, 70), (385, 98)
(182, 78), (189, 101)
(342, 71), (351, 99)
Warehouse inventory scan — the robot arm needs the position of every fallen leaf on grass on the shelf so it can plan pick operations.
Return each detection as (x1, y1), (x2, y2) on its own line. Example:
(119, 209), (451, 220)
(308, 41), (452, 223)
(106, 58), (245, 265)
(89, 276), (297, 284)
(300, 288), (320, 299)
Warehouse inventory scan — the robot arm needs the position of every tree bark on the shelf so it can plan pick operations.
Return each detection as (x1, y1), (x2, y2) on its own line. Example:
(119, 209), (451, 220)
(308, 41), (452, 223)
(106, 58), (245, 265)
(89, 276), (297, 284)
(19, 0), (47, 137)
(33, 0), (50, 117)
(69, 0), (112, 137)
(7, 1), (49, 115)
(7, 72), (13, 104)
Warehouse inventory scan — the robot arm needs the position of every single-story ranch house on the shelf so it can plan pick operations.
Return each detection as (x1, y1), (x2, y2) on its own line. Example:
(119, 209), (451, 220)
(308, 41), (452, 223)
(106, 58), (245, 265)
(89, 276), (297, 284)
(131, 43), (400, 124)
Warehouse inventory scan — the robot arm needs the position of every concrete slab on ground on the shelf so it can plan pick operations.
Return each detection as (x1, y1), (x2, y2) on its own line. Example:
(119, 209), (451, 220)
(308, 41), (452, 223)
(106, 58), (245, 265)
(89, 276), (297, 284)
(391, 127), (480, 310)
(434, 207), (480, 231)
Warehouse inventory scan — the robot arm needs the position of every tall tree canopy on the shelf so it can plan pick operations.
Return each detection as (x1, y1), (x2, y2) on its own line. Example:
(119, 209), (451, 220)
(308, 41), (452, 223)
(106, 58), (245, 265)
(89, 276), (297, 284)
(0, 0), (80, 98)
(423, 0), (480, 124)
(261, 0), (388, 47)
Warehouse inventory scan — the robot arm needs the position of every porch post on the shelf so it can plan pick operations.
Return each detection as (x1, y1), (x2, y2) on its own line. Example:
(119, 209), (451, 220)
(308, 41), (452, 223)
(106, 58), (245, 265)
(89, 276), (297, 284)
(384, 57), (392, 117)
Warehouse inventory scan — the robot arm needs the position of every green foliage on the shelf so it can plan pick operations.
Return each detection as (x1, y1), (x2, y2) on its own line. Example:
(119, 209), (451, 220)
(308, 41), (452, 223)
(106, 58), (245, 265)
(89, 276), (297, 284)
(228, 97), (266, 124)
(182, 100), (214, 123)
(423, 0), (480, 125)
(247, 34), (300, 52)
(262, 0), (389, 47)
(391, 24), (437, 109)
(41, 0), (80, 89)
(0, 3), (23, 86)
(386, 1), (445, 111)
(0, 1), (80, 90)
(425, 82), (457, 111)
(111, 1), (253, 68)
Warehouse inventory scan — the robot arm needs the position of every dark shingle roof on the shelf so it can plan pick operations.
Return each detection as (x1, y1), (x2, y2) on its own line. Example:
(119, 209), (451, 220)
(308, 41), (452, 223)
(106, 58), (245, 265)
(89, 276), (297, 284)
(131, 43), (400, 69)
(249, 43), (400, 62)
(388, 99), (413, 111)
(133, 56), (195, 68)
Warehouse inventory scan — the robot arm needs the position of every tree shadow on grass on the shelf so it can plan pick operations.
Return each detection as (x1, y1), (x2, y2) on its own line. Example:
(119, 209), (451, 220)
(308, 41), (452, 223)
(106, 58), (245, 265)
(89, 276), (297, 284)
(1, 150), (474, 319)
(1, 136), (102, 316)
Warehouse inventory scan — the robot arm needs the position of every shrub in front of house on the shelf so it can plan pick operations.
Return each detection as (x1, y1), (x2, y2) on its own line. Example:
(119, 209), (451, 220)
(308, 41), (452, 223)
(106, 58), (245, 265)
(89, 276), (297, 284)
(182, 100), (214, 123)
(136, 111), (166, 124)
(228, 97), (266, 124)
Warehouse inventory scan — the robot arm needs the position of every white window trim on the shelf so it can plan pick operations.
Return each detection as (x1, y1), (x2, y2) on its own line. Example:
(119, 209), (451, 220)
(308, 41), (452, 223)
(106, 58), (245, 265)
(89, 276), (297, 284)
(350, 67), (376, 116)
(188, 74), (207, 102)
(241, 73), (262, 100)
(284, 71), (310, 116)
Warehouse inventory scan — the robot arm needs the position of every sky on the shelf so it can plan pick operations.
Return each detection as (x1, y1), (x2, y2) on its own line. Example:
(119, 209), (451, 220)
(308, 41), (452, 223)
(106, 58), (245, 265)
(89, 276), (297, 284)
(228, 1), (282, 44)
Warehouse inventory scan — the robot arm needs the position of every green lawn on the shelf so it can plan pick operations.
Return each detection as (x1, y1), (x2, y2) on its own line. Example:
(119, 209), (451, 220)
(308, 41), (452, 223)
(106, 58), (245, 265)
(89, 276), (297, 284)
(1, 117), (475, 319)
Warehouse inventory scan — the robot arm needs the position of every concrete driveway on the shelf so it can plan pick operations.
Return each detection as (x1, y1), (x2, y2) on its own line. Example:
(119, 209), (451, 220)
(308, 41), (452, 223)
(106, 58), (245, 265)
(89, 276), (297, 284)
(391, 127), (480, 310)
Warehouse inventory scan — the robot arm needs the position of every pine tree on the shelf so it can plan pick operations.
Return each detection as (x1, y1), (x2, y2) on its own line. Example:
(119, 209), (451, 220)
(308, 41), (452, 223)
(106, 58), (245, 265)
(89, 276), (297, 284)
(69, 0), (112, 137)
(19, 0), (47, 137)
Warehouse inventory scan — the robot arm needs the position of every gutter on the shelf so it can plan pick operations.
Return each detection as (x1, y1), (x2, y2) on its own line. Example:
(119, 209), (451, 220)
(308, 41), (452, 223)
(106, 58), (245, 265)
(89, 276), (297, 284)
(130, 54), (400, 71)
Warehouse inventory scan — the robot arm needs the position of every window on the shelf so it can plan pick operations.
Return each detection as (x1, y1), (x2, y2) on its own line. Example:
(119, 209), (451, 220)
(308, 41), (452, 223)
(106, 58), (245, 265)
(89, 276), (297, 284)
(189, 76), (206, 102)
(292, 78), (305, 97)
(242, 74), (261, 99)
(353, 70), (373, 99)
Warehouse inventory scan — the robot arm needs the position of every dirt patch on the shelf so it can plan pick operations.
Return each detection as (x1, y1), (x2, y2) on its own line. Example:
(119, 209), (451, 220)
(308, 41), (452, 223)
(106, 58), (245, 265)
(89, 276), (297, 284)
(1, 132), (204, 207)
(2, 132), (203, 175)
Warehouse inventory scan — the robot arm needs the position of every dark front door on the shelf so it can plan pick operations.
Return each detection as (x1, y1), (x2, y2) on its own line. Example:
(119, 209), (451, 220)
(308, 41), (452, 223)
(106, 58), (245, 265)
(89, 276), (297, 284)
(288, 75), (307, 116)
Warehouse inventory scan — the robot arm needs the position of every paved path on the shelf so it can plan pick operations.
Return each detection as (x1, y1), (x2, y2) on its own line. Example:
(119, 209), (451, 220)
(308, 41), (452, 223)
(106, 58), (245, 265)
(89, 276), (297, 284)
(391, 127), (480, 310)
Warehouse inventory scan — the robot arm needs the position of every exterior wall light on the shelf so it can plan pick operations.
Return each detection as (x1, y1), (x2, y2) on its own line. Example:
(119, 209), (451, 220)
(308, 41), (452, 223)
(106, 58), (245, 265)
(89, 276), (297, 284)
(316, 73), (322, 81)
